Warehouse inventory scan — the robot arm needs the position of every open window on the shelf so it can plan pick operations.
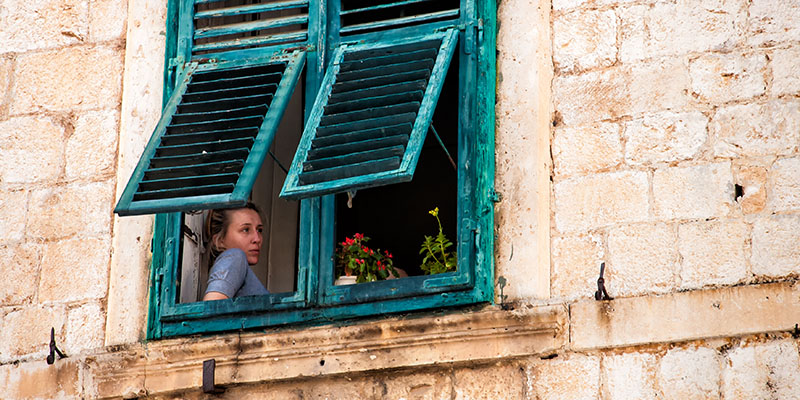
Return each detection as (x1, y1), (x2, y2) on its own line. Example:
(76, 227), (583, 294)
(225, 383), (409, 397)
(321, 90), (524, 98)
(120, 0), (495, 338)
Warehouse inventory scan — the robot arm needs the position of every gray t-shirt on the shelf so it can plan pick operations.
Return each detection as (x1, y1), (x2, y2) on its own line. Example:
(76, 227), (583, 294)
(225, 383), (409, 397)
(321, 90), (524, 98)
(205, 248), (269, 298)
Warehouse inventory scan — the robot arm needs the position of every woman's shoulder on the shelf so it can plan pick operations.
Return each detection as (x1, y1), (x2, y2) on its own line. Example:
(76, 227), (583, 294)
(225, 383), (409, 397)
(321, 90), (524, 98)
(212, 248), (248, 271)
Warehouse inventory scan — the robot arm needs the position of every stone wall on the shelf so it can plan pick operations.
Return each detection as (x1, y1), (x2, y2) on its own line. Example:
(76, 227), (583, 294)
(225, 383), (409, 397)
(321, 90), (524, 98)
(0, 0), (127, 366)
(1, 0), (799, 398)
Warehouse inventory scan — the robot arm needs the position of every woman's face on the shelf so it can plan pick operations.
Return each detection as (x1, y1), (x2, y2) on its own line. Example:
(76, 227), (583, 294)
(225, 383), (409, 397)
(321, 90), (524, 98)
(218, 208), (263, 265)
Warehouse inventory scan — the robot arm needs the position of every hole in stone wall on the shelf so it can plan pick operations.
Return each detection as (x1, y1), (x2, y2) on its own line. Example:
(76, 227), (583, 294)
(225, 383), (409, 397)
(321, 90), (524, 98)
(734, 184), (744, 201)
(319, 359), (325, 366)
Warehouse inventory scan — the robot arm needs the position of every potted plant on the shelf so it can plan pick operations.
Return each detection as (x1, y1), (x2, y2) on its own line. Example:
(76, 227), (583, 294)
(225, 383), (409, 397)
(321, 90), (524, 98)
(419, 207), (457, 274)
(335, 233), (397, 284)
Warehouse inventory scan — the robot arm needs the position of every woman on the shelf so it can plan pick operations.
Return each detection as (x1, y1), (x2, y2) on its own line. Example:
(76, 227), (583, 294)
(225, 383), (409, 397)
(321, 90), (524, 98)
(202, 202), (269, 300)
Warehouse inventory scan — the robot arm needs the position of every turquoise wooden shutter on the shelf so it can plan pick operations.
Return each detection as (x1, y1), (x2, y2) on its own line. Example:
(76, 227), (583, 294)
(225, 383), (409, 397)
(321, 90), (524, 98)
(115, 51), (305, 216)
(279, 28), (458, 200)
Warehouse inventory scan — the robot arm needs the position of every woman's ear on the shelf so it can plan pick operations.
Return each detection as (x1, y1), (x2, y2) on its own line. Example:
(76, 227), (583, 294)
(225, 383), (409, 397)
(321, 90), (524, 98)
(211, 233), (225, 253)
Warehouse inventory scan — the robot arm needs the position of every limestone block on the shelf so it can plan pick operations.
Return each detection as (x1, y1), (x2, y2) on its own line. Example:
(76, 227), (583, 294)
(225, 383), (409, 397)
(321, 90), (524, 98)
(65, 302), (106, 356)
(551, 234), (604, 300)
(554, 170), (649, 233)
(619, 1), (744, 63)
(553, 9), (617, 73)
(722, 340), (800, 399)
(653, 163), (734, 220)
(768, 157), (800, 212)
(607, 223), (677, 297)
(657, 347), (721, 400)
(0, 56), (13, 116)
(381, 370), (452, 400)
(751, 215), (800, 277)
(0, 189), (27, 243)
(27, 181), (114, 240)
(623, 111), (708, 166)
(553, 58), (690, 126)
(12, 45), (124, 114)
(89, 0), (128, 42)
(553, 0), (637, 11)
(711, 98), (800, 158)
(733, 164), (767, 214)
(0, 0), (88, 53)
(39, 238), (110, 303)
(0, 304), (66, 362)
(527, 354), (600, 400)
(747, 0), (800, 46)
(771, 46), (800, 96)
(0, 116), (65, 184)
(689, 52), (767, 104)
(1, 358), (82, 399)
(66, 110), (120, 179)
(453, 363), (523, 400)
(571, 282), (800, 350)
(494, 0), (552, 300)
(678, 220), (749, 290)
(0, 243), (41, 306)
(553, 122), (623, 177)
(603, 352), (658, 400)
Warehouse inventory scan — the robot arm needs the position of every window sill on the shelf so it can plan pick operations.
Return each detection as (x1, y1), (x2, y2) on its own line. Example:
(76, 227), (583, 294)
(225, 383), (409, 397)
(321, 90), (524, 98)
(86, 305), (566, 398)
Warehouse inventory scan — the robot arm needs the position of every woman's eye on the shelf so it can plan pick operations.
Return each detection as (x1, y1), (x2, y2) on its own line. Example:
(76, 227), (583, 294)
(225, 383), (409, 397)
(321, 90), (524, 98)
(257, 228), (264, 233)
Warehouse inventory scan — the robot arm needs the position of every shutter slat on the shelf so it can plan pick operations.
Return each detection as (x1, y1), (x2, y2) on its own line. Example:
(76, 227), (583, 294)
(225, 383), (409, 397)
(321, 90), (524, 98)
(133, 183), (236, 201)
(340, 0), (436, 16)
(150, 148), (249, 169)
(177, 94), (273, 114)
(324, 91), (424, 115)
(195, 14), (309, 40)
(316, 112), (417, 137)
(340, 9), (458, 35)
(332, 70), (431, 94)
(340, 49), (437, 72)
(192, 31), (308, 53)
(194, 0), (308, 19)
(188, 72), (283, 92)
(337, 59), (435, 82)
(303, 145), (406, 173)
(171, 105), (268, 125)
(307, 135), (409, 160)
(167, 116), (264, 135)
(156, 138), (255, 157)
(328, 80), (427, 104)
(143, 160), (246, 181)
(312, 123), (413, 149)
(160, 127), (259, 146)
(299, 157), (402, 185)
(139, 173), (240, 192)
(320, 102), (420, 126)
(183, 83), (279, 103)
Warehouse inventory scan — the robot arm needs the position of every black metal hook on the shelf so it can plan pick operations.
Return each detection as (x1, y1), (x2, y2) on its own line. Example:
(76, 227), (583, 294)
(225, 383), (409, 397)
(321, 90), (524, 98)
(203, 359), (226, 394)
(594, 263), (613, 301)
(46, 327), (66, 364)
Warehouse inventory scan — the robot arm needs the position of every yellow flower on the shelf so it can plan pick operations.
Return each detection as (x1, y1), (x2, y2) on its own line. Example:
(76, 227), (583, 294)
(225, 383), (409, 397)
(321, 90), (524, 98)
(428, 207), (439, 217)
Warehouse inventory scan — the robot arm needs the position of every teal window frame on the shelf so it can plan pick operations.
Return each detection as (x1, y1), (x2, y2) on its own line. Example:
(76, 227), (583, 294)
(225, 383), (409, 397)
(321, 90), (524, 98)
(146, 0), (496, 339)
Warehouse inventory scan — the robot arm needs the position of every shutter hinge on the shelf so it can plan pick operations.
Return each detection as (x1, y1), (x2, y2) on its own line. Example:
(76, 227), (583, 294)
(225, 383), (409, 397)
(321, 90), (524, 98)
(462, 18), (483, 55)
(168, 56), (185, 69)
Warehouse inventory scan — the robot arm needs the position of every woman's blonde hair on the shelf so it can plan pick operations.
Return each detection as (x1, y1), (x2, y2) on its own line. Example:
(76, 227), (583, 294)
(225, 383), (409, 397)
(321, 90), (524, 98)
(204, 202), (264, 262)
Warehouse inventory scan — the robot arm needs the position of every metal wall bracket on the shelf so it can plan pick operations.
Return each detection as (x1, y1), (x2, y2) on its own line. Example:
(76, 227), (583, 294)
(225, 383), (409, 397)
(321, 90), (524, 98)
(594, 263), (613, 301)
(202, 359), (226, 394)
(46, 327), (66, 364)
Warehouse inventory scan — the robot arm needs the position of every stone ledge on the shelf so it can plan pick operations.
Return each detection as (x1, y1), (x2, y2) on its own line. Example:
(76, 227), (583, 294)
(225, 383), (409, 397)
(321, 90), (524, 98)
(571, 281), (800, 350)
(86, 305), (567, 398)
